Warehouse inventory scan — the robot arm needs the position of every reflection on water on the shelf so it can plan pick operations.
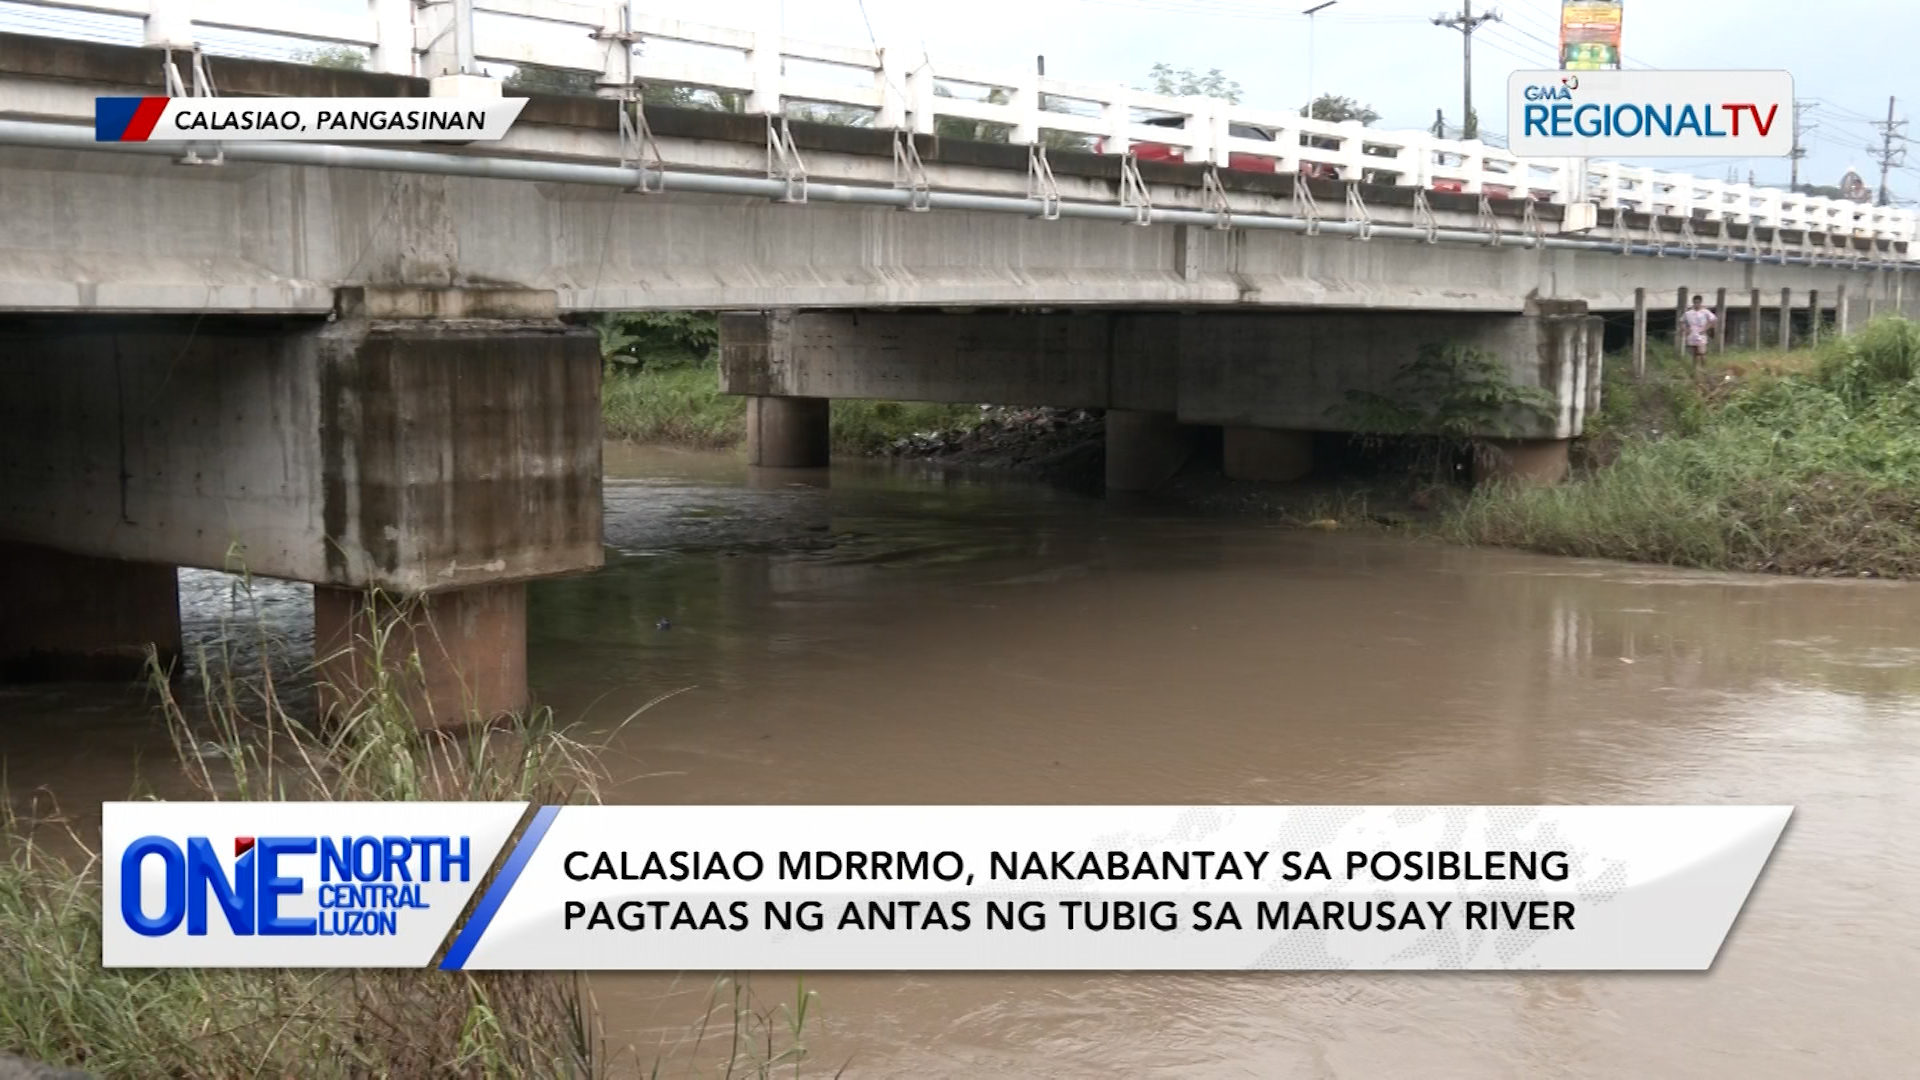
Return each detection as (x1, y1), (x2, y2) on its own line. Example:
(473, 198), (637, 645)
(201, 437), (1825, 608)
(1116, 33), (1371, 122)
(6, 444), (1920, 1076)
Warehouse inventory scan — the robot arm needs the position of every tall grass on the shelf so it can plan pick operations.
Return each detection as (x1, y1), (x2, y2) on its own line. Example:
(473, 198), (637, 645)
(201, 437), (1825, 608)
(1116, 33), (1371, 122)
(602, 363), (978, 454)
(0, 578), (820, 1078)
(1449, 317), (1920, 577)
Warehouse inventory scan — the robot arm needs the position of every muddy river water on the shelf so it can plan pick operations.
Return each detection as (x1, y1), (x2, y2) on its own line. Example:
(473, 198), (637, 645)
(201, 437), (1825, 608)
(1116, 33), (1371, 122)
(6, 444), (1919, 1076)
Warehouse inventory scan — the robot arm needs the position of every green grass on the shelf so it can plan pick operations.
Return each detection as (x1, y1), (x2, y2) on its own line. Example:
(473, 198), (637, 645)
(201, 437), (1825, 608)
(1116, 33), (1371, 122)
(602, 363), (980, 454)
(1, 579), (820, 1078)
(603, 363), (746, 447)
(1449, 317), (1920, 578)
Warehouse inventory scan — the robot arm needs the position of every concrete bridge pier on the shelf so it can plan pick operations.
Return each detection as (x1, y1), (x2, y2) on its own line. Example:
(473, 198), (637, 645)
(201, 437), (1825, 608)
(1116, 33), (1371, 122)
(745, 395), (831, 469)
(0, 289), (603, 725)
(1106, 411), (1198, 492)
(1478, 439), (1573, 486)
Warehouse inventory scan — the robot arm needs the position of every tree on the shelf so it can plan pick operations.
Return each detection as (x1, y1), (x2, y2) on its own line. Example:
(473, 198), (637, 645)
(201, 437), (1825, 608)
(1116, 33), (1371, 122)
(932, 84), (1012, 143)
(1144, 63), (1242, 104)
(290, 46), (366, 71)
(786, 102), (873, 127)
(1793, 183), (1848, 200)
(505, 65), (597, 96)
(1300, 94), (1379, 126)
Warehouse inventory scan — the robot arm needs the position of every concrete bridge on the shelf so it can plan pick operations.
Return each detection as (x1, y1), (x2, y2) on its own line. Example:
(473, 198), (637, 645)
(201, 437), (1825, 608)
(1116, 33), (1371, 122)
(1, 4), (1916, 723)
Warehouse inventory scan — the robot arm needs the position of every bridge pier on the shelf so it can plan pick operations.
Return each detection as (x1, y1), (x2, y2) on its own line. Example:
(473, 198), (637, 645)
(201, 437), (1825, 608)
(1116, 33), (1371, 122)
(1106, 411), (1198, 492)
(314, 582), (527, 728)
(0, 289), (602, 725)
(745, 395), (831, 468)
(1478, 438), (1572, 487)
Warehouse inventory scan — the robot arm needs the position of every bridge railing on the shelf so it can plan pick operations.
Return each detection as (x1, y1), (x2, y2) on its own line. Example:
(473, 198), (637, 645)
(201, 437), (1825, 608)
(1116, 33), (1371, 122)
(7, 0), (1915, 252)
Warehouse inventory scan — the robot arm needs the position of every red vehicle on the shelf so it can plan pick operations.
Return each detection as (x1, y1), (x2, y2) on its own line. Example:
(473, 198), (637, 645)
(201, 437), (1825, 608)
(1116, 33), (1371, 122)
(1098, 116), (1522, 197)
(1098, 116), (1343, 182)
(1097, 114), (1282, 173)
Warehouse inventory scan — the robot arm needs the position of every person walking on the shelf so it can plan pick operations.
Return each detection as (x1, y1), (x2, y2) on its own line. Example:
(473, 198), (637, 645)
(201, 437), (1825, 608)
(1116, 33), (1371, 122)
(1681, 294), (1718, 372)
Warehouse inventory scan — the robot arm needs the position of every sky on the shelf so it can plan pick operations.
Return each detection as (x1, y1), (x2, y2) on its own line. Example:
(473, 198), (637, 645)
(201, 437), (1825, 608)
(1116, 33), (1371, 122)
(2, 0), (1911, 201)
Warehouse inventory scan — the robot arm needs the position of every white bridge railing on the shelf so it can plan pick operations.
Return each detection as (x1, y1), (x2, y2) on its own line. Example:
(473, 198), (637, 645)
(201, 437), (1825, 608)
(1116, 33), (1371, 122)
(8, 0), (1916, 252)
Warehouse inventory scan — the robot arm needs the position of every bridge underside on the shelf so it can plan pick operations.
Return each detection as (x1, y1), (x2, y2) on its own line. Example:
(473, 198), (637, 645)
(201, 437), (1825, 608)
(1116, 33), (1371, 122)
(718, 304), (1604, 491)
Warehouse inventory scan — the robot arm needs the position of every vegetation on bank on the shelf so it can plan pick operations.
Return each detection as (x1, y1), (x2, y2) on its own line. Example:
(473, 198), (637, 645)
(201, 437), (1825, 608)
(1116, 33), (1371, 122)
(1448, 317), (1920, 578)
(595, 311), (981, 453)
(0, 581), (816, 1078)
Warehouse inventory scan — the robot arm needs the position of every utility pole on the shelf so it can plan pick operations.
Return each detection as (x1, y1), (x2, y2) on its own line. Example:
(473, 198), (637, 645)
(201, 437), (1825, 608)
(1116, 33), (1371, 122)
(1789, 100), (1816, 190)
(1433, 2), (1500, 141)
(1870, 96), (1908, 207)
(1303, 2), (1338, 120)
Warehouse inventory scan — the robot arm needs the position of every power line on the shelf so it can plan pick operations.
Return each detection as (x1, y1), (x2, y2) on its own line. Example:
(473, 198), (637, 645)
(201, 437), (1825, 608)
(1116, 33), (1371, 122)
(1478, 25), (1554, 67)
(1060, 0), (1425, 21)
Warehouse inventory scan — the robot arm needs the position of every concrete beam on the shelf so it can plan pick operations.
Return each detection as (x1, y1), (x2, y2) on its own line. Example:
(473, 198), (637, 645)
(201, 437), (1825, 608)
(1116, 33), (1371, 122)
(1176, 303), (1603, 441)
(722, 306), (1602, 442)
(720, 309), (1171, 409)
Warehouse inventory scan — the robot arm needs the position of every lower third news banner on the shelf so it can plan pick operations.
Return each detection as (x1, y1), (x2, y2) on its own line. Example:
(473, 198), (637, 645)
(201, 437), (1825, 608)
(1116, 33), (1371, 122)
(103, 804), (1790, 971)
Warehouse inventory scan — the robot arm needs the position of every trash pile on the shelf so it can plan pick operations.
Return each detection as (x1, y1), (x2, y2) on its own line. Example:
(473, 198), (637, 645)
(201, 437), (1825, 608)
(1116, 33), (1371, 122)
(885, 406), (1104, 468)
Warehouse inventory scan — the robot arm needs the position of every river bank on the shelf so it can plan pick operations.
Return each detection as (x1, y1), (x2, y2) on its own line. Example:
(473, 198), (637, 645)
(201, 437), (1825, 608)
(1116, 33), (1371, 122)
(1451, 317), (1920, 579)
(603, 317), (1920, 580)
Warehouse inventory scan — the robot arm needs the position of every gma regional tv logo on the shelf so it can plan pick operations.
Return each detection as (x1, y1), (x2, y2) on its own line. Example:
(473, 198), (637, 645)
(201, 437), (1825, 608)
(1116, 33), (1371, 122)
(94, 96), (528, 143)
(103, 802), (525, 968)
(118, 833), (470, 938)
(1507, 69), (1794, 158)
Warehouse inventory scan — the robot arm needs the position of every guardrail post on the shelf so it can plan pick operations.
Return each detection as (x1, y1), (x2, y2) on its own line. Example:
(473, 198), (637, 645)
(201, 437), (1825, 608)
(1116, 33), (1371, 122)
(1209, 105), (1232, 171)
(1101, 87), (1130, 157)
(1183, 96), (1216, 166)
(595, 3), (632, 97)
(1459, 141), (1483, 195)
(748, 23), (784, 115)
(905, 61), (935, 136)
(877, 47), (909, 130)
(1010, 69), (1041, 147)
(368, 0), (412, 75)
(145, 0), (194, 48)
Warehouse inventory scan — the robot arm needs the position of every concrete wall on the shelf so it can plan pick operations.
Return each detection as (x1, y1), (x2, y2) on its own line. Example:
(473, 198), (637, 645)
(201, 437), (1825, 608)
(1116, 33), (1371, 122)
(721, 305), (1602, 440)
(1175, 304), (1603, 440)
(0, 302), (603, 591)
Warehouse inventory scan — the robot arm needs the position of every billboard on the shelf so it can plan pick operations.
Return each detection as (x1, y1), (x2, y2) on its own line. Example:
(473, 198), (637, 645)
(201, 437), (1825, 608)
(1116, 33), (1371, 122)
(1560, 0), (1622, 70)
